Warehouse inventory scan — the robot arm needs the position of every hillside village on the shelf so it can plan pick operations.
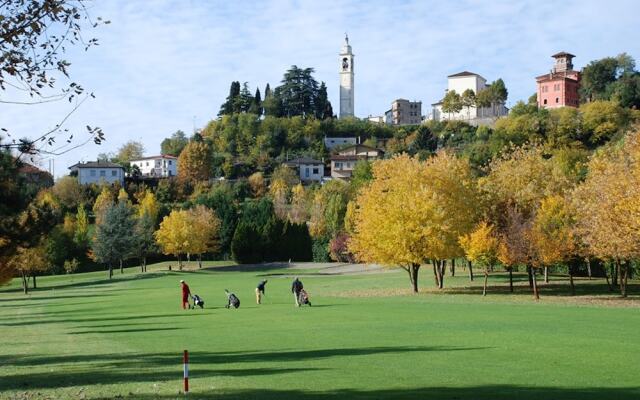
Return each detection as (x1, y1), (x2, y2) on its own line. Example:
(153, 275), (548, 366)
(66, 38), (613, 187)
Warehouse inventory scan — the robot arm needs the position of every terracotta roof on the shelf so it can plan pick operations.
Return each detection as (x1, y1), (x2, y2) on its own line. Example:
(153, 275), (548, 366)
(552, 51), (575, 58)
(284, 157), (324, 165)
(535, 72), (580, 82)
(68, 161), (124, 169)
(330, 155), (362, 161)
(336, 144), (385, 154)
(130, 154), (178, 161)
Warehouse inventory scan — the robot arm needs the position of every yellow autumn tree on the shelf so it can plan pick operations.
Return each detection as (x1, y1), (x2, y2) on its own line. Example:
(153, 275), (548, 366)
(177, 141), (213, 182)
(137, 189), (159, 222)
(117, 188), (130, 205)
(185, 205), (221, 268)
(349, 152), (479, 292)
(270, 177), (289, 220)
(531, 195), (578, 291)
(573, 128), (640, 297)
(155, 209), (191, 269)
(93, 186), (114, 225)
(248, 172), (266, 198)
(288, 183), (307, 224)
(459, 221), (500, 296)
(7, 243), (49, 294)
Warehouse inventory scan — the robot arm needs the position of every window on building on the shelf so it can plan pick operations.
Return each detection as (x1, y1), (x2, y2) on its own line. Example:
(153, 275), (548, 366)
(90, 170), (96, 177)
(111, 170), (117, 177)
(169, 160), (172, 165)
(100, 170), (106, 177)
(146, 161), (149, 166)
(543, 99), (547, 105)
(556, 98), (559, 103)
(335, 162), (342, 169)
(305, 167), (310, 178)
(312, 167), (319, 174)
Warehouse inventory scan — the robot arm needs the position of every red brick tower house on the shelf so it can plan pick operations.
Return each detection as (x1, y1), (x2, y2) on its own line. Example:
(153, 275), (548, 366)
(536, 52), (580, 109)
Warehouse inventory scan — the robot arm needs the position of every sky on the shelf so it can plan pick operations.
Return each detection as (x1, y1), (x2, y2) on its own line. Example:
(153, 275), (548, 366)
(2, 0), (639, 177)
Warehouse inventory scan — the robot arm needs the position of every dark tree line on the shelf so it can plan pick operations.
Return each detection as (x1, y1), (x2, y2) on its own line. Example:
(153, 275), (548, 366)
(219, 66), (333, 119)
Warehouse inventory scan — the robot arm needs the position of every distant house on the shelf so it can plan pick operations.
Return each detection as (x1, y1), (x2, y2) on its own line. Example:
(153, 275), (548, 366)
(18, 161), (53, 187)
(69, 161), (125, 185)
(284, 157), (325, 182)
(330, 144), (384, 180)
(536, 52), (580, 109)
(388, 99), (423, 125)
(129, 155), (177, 177)
(430, 71), (508, 125)
(323, 137), (358, 150)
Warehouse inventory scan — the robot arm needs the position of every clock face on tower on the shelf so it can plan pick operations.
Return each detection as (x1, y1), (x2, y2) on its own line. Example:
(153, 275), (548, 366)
(342, 57), (349, 71)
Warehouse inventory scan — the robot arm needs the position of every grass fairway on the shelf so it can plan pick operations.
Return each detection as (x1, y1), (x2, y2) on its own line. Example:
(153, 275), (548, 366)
(1, 262), (639, 400)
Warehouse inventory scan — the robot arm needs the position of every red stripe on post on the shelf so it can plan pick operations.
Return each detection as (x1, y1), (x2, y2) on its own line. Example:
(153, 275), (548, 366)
(183, 350), (189, 393)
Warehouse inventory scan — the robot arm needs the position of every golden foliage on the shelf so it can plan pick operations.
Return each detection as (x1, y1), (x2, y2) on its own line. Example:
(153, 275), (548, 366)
(93, 186), (114, 225)
(573, 128), (640, 260)
(459, 221), (499, 268)
(531, 195), (577, 266)
(137, 189), (159, 222)
(349, 152), (480, 267)
(177, 141), (213, 182)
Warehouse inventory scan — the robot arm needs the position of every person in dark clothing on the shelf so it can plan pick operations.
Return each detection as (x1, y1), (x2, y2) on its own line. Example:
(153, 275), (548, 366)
(256, 279), (267, 304)
(291, 277), (303, 306)
(224, 289), (240, 309)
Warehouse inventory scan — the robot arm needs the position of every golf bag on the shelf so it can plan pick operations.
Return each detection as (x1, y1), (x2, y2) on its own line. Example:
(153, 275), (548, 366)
(192, 294), (204, 309)
(298, 289), (311, 306)
(225, 290), (240, 309)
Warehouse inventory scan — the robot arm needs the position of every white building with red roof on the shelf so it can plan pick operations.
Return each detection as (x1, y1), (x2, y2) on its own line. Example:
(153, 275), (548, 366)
(130, 155), (177, 177)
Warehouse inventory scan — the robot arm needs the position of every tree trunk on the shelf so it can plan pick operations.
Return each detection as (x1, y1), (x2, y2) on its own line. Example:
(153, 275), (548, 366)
(178, 254), (183, 270)
(586, 258), (592, 280)
(611, 263), (618, 286)
(482, 267), (489, 296)
(21, 272), (28, 294)
(568, 267), (575, 296)
(509, 268), (514, 293)
(31, 274), (37, 289)
(622, 261), (629, 297)
(437, 260), (445, 289)
(468, 260), (474, 281)
(432, 261), (440, 287)
(108, 262), (113, 279)
(604, 266), (612, 292)
(616, 258), (623, 294)
(408, 263), (420, 293)
(119, 258), (123, 274)
(198, 254), (202, 269)
(450, 259), (455, 277)
(544, 266), (549, 283)
(143, 256), (147, 273)
(531, 267), (540, 300)
(527, 266), (533, 288)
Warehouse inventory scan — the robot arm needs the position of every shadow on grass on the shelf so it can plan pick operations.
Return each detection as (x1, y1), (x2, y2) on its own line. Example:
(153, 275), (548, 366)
(2, 367), (327, 391)
(68, 327), (184, 335)
(2, 345), (477, 371)
(91, 386), (640, 400)
(0, 312), (197, 327)
(0, 272), (167, 295)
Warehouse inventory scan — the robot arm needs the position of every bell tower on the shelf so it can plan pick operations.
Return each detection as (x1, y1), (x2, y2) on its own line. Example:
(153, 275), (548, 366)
(339, 34), (354, 119)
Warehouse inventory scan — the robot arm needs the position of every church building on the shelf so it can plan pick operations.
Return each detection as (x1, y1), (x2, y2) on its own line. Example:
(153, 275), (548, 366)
(339, 35), (354, 118)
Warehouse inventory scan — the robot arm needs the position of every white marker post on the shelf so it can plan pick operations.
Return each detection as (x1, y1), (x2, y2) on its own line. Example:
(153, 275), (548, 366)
(183, 350), (189, 394)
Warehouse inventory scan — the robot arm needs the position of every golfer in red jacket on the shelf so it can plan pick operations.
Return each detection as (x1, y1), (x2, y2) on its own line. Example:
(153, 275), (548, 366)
(180, 280), (191, 309)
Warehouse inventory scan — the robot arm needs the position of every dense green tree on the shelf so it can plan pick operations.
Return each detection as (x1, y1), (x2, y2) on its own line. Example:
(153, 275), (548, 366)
(442, 90), (462, 118)
(116, 141), (145, 163)
(219, 81), (241, 116)
(160, 130), (189, 156)
(248, 87), (262, 115)
(461, 89), (476, 120)
(315, 82), (333, 119)
(91, 202), (136, 279)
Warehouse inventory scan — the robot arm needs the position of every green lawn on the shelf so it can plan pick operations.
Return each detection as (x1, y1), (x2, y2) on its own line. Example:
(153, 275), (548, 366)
(1, 262), (639, 400)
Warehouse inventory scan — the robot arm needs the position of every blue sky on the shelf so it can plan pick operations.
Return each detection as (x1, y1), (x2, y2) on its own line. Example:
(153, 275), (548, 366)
(2, 0), (639, 176)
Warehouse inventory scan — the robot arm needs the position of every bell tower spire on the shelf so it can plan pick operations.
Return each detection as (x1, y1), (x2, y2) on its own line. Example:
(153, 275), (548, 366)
(339, 34), (354, 119)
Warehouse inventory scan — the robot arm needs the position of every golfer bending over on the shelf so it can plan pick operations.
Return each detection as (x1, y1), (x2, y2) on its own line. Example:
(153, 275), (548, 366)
(256, 280), (267, 304)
